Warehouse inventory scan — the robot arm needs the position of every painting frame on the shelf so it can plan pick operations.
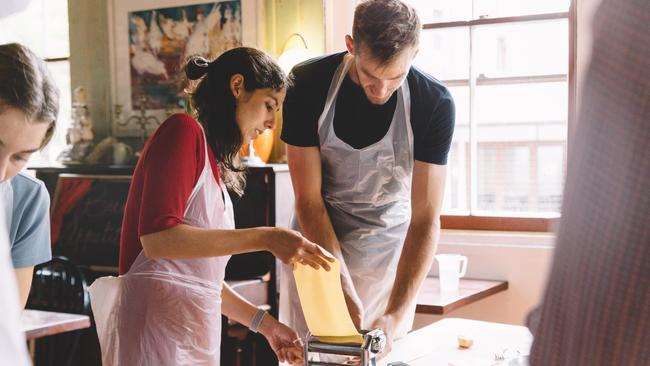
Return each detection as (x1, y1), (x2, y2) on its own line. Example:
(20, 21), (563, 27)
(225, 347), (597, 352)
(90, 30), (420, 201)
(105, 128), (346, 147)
(107, 0), (263, 137)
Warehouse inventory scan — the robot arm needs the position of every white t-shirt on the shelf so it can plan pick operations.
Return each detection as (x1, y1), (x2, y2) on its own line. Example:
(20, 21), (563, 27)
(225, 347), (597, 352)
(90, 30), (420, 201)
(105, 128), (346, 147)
(0, 181), (30, 365)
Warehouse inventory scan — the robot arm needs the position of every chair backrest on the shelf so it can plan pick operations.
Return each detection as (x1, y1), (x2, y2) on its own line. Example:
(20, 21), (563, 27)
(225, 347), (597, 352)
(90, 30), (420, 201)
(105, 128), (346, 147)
(27, 256), (90, 315)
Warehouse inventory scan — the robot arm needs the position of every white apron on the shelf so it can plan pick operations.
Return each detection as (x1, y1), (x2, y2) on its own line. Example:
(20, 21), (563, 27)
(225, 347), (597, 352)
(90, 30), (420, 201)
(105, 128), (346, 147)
(280, 55), (416, 340)
(0, 183), (30, 366)
(0, 180), (12, 233)
(89, 121), (233, 366)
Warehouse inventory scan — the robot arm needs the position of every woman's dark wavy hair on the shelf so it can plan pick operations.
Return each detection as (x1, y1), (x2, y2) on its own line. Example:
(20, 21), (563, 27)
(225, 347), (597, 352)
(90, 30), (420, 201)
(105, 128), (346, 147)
(185, 47), (290, 195)
(0, 43), (59, 148)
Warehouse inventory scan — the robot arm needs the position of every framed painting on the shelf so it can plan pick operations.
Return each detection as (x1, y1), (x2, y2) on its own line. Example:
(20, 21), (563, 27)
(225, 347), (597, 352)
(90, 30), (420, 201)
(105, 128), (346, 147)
(108, 0), (263, 137)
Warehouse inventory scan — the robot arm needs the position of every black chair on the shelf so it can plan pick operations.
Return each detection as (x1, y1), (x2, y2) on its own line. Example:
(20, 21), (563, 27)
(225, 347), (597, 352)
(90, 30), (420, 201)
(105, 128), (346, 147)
(26, 256), (92, 366)
(27, 256), (90, 314)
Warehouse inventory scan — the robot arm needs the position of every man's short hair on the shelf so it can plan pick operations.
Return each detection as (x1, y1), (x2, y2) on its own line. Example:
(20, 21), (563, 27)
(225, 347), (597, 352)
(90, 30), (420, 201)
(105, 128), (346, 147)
(352, 0), (421, 65)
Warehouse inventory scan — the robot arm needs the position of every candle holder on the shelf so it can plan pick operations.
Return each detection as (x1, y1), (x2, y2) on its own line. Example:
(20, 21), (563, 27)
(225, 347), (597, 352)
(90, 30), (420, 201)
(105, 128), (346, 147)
(114, 94), (162, 143)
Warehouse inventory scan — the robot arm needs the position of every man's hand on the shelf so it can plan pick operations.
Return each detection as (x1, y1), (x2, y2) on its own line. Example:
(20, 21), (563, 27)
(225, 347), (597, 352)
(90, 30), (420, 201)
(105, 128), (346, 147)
(371, 314), (398, 359)
(341, 274), (364, 330)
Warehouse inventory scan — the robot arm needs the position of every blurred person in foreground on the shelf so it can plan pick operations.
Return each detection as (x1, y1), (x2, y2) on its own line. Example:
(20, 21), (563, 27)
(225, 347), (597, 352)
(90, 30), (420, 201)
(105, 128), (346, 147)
(528, 0), (649, 364)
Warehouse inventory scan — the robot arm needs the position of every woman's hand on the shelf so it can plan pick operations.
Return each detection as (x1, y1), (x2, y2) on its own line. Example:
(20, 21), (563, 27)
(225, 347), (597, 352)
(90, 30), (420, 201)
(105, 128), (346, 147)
(265, 227), (334, 271)
(259, 315), (305, 365)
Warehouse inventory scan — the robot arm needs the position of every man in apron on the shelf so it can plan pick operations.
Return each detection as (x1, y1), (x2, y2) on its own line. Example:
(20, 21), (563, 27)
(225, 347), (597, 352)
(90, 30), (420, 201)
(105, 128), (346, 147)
(280, 0), (455, 356)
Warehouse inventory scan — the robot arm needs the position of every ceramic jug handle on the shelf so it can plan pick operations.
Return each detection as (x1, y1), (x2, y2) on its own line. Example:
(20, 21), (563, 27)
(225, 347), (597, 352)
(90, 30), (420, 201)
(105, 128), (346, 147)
(458, 256), (468, 278)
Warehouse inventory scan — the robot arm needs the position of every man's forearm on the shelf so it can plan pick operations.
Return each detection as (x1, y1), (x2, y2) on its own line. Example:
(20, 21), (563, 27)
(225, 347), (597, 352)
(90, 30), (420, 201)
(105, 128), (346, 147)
(385, 218), (440, 323)
(295, 198), (343, 261)
(295, 198), (360, 298)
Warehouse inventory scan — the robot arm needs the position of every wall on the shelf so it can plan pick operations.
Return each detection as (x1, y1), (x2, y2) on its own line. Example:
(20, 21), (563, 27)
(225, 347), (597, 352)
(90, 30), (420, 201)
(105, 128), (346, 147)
(68, 0), (324, 146)
(323, 0), (357, 53)
(263, 0), (325, 162)
(68, 0), (112, 140)
(264, 0), (324, 57)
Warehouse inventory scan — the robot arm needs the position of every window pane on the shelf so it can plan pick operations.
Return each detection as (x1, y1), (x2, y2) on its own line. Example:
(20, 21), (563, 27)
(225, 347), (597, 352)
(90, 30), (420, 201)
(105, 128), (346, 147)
(31, 61), (72, 166)
(475, 82), (568, 131)
(478, 145), (531, 212)
(473, 19), (568, 78)
(475, 82), (567, 214)
(0, 0), (69, 58)
(443, 87), (470, 213)
(404, 0), (472, 23)
(409, 2), (571, 220)
(444, 141), (469, 213)
(44, 0), (70, 57)
(448, 86), (469, 126)
(414, 27), (470, 81)
(474, 0), (570, 19)
(537, 145), (565, 212)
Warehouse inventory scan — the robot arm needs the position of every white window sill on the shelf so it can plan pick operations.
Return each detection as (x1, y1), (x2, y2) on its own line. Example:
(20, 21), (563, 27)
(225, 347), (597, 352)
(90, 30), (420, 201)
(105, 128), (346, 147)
(439, 229), (555, 248)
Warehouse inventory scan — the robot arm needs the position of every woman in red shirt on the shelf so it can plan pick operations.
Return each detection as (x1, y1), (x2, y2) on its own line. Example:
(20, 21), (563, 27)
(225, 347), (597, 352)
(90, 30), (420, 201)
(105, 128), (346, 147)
(90, 47), (331, 366)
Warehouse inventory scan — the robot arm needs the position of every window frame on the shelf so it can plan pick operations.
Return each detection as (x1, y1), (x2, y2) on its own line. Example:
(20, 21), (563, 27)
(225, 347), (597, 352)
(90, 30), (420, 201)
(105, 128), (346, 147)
(44, 57), (70, 62)
(419, 3), (578, 232)
(35, 54), (71, 165)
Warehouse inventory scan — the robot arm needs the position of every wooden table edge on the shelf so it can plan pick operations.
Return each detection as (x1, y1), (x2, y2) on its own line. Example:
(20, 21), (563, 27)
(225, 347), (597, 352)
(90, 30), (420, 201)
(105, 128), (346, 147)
(24, 316), (91, 340)
(416, 280), (509, 315)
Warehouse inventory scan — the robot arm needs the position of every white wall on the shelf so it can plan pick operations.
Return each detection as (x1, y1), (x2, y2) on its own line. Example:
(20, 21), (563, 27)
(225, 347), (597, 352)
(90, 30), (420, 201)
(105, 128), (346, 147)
(323, 0), (357, 53)
(68, 0), (112, 140)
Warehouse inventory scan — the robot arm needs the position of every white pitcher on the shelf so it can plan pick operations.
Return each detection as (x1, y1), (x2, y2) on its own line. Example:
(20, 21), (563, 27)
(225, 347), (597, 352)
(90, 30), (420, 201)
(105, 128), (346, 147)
(435, 254), (468, 292)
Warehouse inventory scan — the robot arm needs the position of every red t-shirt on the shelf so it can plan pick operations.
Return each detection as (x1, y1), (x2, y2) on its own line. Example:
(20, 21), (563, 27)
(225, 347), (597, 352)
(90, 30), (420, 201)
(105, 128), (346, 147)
(118, 113), (221, 274)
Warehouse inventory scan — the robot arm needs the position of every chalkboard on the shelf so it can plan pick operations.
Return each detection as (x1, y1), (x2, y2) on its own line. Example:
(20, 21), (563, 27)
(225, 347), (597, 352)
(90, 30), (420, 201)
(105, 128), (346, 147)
(51, 175), (131, 267)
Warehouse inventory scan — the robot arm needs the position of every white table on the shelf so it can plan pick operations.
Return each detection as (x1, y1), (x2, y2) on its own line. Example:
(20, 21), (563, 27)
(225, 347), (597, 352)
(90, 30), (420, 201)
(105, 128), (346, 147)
(379, 318), (533, 366)
(21, 309), (91, 340)
(21, 309), (92, 360)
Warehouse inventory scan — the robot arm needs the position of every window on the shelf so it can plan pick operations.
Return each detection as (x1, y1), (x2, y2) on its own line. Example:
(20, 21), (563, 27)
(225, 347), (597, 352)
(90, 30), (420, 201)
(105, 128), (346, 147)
(0, 0), (71, 165)
(405, 0), (573, 231)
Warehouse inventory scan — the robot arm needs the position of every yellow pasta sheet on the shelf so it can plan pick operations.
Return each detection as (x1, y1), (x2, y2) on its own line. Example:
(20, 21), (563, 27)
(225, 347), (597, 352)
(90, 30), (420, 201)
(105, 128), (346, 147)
(293, 251), (363, 345)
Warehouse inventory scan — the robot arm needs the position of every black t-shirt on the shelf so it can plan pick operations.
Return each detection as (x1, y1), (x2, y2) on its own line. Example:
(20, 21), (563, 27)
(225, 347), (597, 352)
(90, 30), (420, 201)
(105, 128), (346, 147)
(281, 52), (455, 165)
